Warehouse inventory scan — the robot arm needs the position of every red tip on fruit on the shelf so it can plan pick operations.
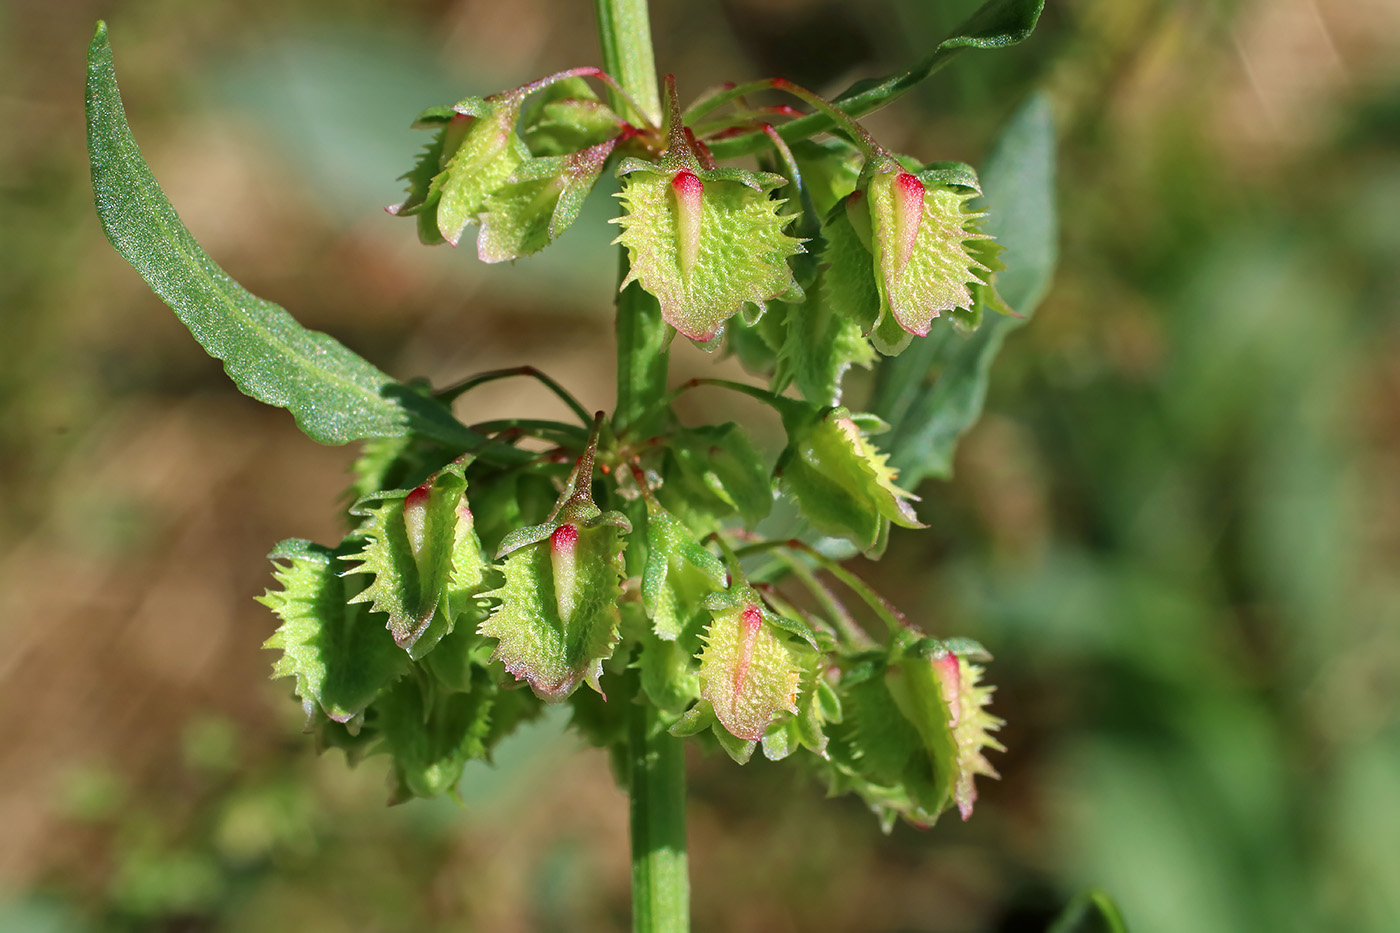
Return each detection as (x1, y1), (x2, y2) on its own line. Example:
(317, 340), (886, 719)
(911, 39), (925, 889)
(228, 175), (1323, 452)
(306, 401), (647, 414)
(672, 170), (704, 278)
(732, 605), (765, 696)
(672, 170), (703, 198)
(890, 172), (926, 275)
(934, 653), (962, 727)
(551, 523), (579, 553)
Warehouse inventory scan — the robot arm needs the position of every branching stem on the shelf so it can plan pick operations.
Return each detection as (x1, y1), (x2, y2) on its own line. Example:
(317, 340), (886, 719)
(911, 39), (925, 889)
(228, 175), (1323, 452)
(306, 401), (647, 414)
(438, 365), (593, 425)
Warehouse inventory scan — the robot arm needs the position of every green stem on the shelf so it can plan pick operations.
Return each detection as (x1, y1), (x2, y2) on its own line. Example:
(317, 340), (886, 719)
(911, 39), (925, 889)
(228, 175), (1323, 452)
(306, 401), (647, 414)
(627, 670), (690, 933)
(596, 0), (661, 126)
(613, 257), (672, 438)
(437, 365), (593, 425)
(596, 4), (688, 931)
(466, 418), (589, 445)
(733, 538), (909, 638)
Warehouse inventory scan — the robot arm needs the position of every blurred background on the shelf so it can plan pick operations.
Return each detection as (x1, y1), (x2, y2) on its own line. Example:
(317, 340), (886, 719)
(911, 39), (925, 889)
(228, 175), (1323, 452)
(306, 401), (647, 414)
(3, 0), (1399, 930)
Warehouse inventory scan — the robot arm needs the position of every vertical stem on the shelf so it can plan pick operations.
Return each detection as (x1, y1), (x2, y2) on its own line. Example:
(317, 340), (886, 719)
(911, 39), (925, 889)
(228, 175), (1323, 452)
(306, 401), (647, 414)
(595, 0), (662, 126)
(613, 265), (672, 437)
(627, 669), (690, 933)
(595, 4), (688, 932)
(598, 0), (669, 436)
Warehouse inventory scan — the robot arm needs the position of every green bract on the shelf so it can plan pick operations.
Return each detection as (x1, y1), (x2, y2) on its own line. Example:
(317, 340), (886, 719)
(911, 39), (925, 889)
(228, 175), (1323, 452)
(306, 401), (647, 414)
(431, 92), (532, 247)
(840, 165), (991, 355)
(478, 440), (632, 702)
(477, 142), (617, 262)
(479, 512), (629, 700)
(342, 456), (485, 658)
(698, 603), (800, 741)
(657, 423), (774, 532)
(777, 403), (924, 555)
(260, 539), (410, 725)
(394, 72), (626, 261)
(614, 157), (804, 342)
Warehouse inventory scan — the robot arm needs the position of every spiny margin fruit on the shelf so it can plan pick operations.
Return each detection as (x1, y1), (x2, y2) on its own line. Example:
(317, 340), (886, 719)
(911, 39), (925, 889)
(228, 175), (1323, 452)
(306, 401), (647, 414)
(478, 435), (631, 701)
(341, 455), (486, 659)
(831, 161), (992, 355)
(776, 402), (924, 555)
(822, 638), (1003, 829)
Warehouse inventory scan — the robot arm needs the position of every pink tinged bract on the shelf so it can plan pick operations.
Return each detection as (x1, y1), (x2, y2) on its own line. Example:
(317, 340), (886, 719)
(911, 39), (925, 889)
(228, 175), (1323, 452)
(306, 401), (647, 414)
(889, 173), (926, 276)
(550, 522), (579, 622)
(699, 603), (801, 741)
(931, 653), (1005, 821)
(672, 170), (704, 280)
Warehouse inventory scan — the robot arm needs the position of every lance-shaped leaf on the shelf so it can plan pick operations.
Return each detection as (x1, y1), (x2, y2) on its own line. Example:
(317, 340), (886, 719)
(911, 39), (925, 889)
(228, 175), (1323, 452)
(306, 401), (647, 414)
(431, 91), (532, 246)
(374, 675), (494, 802)
(476, 140), (617, 263)
(707, 0), (1045, 160)
(342, 456), (486, 657)
(85, 23), (480, 449)
(613, 157), (805, 342)
(777, 403), (924, 555)
(1049, 890), (1130, 933)
(479, 434), (631, 702)
(697, 595), (804, 743)
(260, 539), (409, 724)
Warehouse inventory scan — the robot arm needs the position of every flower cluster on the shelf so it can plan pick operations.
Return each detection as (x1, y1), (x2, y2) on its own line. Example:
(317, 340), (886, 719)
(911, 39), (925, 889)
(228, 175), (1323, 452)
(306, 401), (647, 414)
(390, 73), (1006, 390)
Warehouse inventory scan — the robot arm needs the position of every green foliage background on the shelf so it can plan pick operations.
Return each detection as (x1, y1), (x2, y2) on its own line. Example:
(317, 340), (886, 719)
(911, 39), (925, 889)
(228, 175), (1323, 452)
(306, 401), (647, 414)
(2, 0), (1399, 930)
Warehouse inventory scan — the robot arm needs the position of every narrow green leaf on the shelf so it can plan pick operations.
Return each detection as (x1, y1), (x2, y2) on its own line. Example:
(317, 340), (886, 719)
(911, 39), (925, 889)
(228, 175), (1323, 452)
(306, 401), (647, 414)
(870, 92), (1057, 485)
(708, 0), (1045, 159)
(85, 23), (478, 448)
